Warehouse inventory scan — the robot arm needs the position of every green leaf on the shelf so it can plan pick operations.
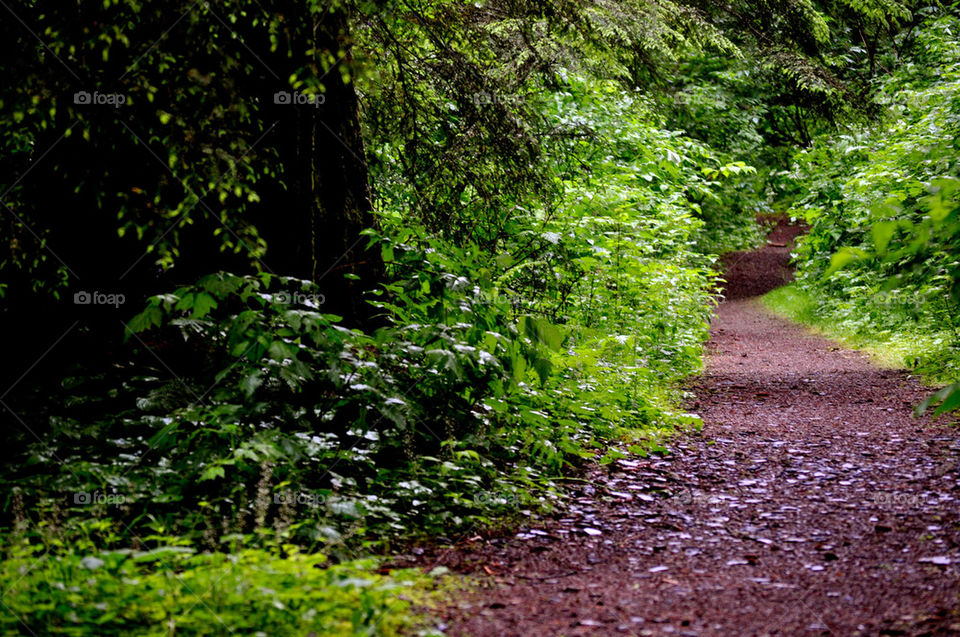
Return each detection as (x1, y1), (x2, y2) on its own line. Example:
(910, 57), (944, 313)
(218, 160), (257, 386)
(199, 465), (226, 481)
(175, 292), (195, 312)
(599, 448), (627, 464)
(871, 220), (897, 255)
(934, 387), (960, 416)
(531, 356), (552, 384)
(125, 306), (163, 337)
(824, 247), (867, 278)
(132, 546), (195, 563)
(917, 383), (960, 417)
(191, 292), (218, 319)
(241, 371), (263, 398)
(267, 340), (299, 361)
(521, 316), (565, 351)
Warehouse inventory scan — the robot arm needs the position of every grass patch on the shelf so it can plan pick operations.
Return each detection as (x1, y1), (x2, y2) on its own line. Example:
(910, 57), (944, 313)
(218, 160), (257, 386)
(762, 283), (959, 384)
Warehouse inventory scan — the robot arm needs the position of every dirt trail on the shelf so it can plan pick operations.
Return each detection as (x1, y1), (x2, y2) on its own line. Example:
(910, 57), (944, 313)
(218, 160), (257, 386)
(428, 226), (960, 636)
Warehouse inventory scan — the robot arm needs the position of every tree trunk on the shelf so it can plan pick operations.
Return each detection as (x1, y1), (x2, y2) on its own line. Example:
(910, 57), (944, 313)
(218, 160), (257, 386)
(307, 10), (382, 324)
(256, 3), (383, 326)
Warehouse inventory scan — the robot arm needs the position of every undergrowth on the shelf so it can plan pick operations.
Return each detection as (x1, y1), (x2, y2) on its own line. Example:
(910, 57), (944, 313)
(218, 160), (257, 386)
(6, 1), (959, 634)
(762, 284), (960, 384)
(773, 14), (960, 412)
(1, 74), (746, 634)
(0, 533), (449, 636)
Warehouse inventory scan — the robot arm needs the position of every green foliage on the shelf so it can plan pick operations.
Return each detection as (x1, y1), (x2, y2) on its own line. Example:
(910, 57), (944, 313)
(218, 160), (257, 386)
(0, 536), (440, 636)
(11, 262), (555, 546)
(528, 76), (719, 432)
(1, 72), (730, 558)
(780, 13), (960, 412)
(6, 0), (903, 633)
(1, 0), (280, 288)
(763, 283), (959, 378)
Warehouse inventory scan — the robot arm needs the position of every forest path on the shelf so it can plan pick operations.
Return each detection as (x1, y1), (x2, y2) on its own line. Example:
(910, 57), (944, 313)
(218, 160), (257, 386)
(428, 225), (960, 636)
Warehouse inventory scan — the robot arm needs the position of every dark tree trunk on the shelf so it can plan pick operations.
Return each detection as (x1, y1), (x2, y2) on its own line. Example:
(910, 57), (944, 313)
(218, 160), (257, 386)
(307, 13), (382, 323)
(254, 3), (383, 327)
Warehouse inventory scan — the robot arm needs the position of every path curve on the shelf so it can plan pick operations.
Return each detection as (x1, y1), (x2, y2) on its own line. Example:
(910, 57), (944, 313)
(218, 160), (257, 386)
(429, 227), (960, 636)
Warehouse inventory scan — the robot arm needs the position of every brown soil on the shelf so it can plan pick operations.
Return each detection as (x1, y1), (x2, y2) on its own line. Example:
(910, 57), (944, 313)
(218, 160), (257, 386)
(420, 224), (960, 636)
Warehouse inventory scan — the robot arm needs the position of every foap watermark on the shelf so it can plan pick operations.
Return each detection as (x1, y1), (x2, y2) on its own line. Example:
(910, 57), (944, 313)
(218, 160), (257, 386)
(274, 291), (325, 306)
(272, 490), (327, 508)
(874, 491), (924, 509)
(472, 490), (531, 507)
(471, 91), (522, 108)
(274, 91), (325, 107)
(74, 290), (126, 308)
(74, 91), (126, 108)
(73, 491), (127, 506)
(871, 289), (929, 313)
(678, 488), (723, 506)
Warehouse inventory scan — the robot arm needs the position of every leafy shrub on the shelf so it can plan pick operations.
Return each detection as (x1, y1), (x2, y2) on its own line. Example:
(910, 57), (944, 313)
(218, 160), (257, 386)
(780, 14), (960, 412)
(1, 68), (757, 637)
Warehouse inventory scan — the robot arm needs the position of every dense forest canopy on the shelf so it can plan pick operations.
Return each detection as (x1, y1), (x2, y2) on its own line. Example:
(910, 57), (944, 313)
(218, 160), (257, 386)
(1, 0), (959, 633)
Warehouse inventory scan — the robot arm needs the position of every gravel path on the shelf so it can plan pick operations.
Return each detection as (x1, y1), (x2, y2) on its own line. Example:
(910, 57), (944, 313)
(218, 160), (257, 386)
(428, 227), (960, 636)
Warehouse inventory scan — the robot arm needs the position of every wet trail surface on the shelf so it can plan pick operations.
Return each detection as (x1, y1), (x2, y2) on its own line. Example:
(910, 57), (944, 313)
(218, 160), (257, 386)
(424, 226), (960, 636)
